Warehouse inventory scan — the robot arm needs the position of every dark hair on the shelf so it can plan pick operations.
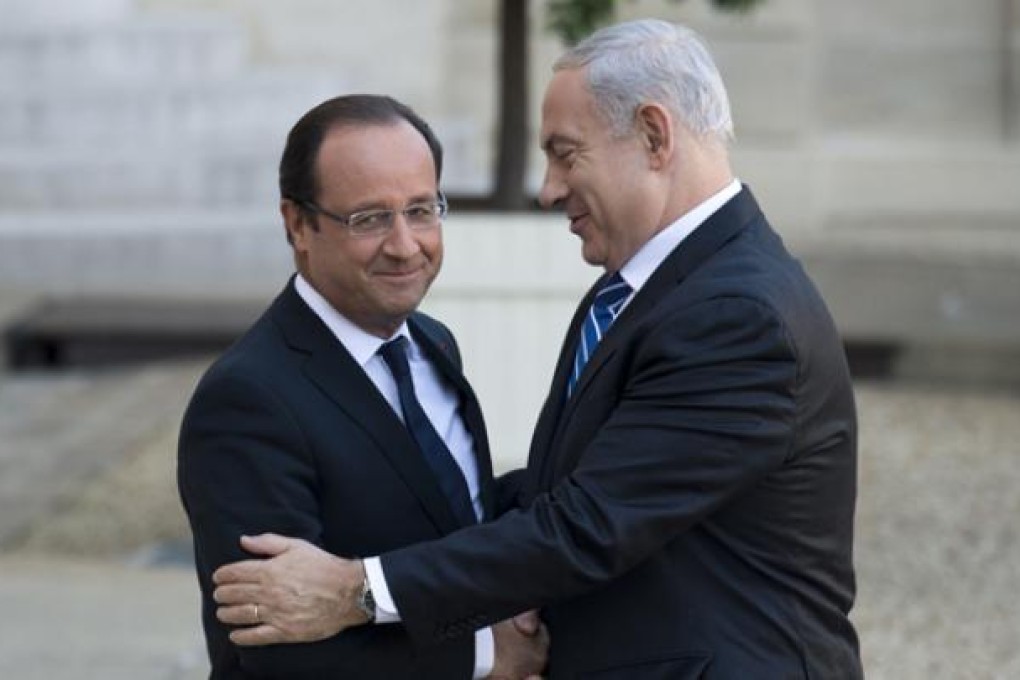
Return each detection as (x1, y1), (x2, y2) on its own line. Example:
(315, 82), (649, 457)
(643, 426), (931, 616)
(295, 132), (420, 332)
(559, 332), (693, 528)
(279, 94), (444, 206)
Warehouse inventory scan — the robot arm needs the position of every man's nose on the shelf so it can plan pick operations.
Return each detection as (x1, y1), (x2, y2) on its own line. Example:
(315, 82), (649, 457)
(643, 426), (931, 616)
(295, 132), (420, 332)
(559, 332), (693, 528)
(538, 167), (567, 210)
(381, 214), (421, 257)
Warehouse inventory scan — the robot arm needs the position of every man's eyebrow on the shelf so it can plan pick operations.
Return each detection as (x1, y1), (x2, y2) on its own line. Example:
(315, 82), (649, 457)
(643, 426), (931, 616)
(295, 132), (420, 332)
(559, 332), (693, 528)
(345, 192), (438, 214)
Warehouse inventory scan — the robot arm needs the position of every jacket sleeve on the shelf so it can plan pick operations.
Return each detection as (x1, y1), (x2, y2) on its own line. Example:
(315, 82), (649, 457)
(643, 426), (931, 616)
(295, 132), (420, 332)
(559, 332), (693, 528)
(177, 368), (472, 679)
(493, 468), (527, 515)
(381, 296), (800, 648)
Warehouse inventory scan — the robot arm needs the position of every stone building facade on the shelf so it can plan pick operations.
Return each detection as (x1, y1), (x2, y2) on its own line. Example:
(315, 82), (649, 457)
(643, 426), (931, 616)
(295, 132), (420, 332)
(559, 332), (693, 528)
(2, 0), (1019, 456)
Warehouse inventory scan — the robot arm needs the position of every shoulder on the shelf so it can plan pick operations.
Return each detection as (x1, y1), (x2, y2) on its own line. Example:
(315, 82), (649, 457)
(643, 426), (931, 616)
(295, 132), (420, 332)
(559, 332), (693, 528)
(410, 310), (454, 340)
(183, 315), (296, 421)
(409, 311), (462, 366)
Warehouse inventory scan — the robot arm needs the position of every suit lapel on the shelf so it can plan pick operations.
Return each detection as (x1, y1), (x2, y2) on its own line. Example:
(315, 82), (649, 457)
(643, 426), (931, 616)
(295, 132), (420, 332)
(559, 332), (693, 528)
(586, 186), (763, 394)
(525, 280), (601, 490)
(409, 315), (497, 521)
(270, 281), (463, 535)
(533, 187), (764, 488)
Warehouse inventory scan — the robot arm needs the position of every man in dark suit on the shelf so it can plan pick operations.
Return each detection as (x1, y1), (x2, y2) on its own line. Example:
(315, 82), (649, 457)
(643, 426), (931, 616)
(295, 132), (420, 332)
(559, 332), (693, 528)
(212, 20), (862, 678)
(177, 94), (546, 679)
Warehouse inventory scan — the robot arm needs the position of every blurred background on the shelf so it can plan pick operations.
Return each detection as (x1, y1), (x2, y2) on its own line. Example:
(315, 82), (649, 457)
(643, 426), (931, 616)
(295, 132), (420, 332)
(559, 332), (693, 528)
(1, 0), (1019, 678)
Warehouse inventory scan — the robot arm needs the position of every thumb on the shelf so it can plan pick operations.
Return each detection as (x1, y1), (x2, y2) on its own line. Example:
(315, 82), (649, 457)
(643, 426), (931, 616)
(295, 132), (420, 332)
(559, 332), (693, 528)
(512, 610), (541, 636)
(240, 532), (294, 557)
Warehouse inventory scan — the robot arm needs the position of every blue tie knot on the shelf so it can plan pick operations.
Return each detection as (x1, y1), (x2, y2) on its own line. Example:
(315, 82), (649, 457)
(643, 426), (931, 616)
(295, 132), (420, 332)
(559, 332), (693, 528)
(379, 336), (411, 379)
(568, 272), (633, 396)
(593, 273), (632, 319)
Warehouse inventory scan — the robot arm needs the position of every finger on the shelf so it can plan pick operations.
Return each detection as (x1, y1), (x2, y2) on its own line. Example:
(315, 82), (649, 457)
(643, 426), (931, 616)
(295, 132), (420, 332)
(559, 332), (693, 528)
(229, 624), (287, 647)
(213, 559), (268, 586)
(240, 533), (295, 557)
(217, 603), (261, 626)
(513, 610), (541, 636)
(537, 623), (551, 650)
(213, 583), (261, 606)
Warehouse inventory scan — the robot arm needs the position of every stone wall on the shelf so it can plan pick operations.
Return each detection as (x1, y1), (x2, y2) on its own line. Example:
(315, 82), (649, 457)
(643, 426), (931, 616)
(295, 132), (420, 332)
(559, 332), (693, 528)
(2, 0), (1020, 451)
(4, 0), (1019, 221)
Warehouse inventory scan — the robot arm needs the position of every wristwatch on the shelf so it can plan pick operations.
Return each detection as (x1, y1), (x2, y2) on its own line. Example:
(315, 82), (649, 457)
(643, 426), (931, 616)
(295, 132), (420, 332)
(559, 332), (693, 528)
(356, 573), (377, 622)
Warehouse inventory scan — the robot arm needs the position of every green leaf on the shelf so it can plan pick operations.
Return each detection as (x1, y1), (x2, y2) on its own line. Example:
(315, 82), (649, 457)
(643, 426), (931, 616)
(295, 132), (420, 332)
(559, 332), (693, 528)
(547, 0), (616, 45)
(706, 0), (766, 13)
(547, 0), (768, 45)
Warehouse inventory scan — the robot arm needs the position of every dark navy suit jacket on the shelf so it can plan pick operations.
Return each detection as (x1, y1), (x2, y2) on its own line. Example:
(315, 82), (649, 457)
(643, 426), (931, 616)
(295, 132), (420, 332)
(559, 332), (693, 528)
(382, 187), (863, 678)
(178, 279), (497, 679)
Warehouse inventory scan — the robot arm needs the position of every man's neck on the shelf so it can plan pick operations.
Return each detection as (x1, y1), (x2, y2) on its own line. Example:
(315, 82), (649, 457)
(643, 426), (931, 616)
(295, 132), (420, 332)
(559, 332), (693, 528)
(659, 138), (733, 227)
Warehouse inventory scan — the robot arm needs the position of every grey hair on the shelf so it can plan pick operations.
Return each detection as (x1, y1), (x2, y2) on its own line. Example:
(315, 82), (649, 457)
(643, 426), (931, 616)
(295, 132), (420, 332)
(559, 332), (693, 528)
(554, 19), (734, 144)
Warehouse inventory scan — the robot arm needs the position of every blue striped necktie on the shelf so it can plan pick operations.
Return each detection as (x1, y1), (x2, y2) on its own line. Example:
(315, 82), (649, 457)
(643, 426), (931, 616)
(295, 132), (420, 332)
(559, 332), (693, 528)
(567, 272), (632, 397)
(379, 337), (477, 527)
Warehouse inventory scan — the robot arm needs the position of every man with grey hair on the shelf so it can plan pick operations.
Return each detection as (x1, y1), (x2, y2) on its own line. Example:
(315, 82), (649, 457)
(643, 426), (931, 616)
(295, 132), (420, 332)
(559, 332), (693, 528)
(213, 19), (862, 678)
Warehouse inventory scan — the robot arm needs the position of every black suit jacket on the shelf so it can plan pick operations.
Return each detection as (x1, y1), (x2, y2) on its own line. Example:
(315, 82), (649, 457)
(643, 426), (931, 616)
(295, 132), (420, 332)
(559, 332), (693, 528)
(178, 278), (496, 679)
(382, 187), (862, 678)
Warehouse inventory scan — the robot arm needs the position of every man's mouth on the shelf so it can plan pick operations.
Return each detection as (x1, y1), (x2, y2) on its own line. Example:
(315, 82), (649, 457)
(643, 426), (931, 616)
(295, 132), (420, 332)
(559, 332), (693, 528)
(568, 213), (589, 232)
(376, 267), (422, 281)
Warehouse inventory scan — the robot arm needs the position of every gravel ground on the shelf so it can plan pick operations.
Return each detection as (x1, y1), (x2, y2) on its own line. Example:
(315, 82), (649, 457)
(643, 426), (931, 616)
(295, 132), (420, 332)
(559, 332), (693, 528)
(4, 365), (1020, 679)
(852, 382), (1020, 679)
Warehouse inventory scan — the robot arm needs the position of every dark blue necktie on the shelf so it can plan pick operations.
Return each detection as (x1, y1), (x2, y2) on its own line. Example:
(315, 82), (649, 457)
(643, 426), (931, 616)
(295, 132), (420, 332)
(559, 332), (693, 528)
(379, 337), (477, 527)
(568, 272), (632, 397)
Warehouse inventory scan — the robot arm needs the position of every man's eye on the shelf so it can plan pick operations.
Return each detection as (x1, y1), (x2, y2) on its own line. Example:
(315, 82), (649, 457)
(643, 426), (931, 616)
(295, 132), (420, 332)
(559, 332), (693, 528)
(353, 212), (390, 228)
(405, 205), (434, 219)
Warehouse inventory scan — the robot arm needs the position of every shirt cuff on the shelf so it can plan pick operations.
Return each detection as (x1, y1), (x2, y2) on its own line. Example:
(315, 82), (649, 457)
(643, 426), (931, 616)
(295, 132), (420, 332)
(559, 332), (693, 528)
(363, 556), (400, 623)
(367, 557), (493, 677)
(474, 626), (494, 679)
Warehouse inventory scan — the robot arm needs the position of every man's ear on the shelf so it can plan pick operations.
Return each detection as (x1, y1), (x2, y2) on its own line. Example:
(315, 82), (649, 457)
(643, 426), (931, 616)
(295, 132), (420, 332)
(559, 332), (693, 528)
(635, 103), (673, 169)
(281, 199), (310, 249)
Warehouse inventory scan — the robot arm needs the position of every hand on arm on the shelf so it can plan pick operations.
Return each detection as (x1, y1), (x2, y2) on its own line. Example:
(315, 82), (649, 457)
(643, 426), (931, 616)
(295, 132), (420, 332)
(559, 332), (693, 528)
(213, 533), (369, 645)
(487, 611), (549, 680)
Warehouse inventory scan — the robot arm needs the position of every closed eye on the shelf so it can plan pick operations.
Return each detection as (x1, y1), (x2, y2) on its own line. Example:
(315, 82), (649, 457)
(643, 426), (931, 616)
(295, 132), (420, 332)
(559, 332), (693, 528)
(542, 135), (577, 163)
(547, 145), (575, 166)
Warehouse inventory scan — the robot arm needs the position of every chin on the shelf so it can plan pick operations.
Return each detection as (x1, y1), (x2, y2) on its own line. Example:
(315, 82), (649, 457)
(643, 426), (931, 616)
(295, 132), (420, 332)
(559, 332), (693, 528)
(580, 246), (607, 268)
(381, 294), (426, 320)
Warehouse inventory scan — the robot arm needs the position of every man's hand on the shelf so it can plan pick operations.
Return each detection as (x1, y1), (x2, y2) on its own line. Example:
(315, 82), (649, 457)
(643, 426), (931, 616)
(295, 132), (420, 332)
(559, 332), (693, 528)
(212, 533), (368, 646)
(488, 610), (549, 679)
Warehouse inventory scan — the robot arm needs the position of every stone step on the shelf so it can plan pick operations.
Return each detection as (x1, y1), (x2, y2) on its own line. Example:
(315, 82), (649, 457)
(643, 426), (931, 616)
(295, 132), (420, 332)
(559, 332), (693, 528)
(0, 70), (346, 148)
(0, 116), (482, 210)
(3, 0), (131, 28)
(0, 11), (248, 83)
(0, 148), (279, 210)
(0, 211), (287, 295)
(4, 297), (265, 369)
(0, 5), (492, 208)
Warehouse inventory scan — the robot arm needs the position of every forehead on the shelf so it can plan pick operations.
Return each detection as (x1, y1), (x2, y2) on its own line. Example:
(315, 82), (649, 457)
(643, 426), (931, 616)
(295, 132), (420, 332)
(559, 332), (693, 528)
(540, 68), (602, 144)
(316, 121), (436, 197)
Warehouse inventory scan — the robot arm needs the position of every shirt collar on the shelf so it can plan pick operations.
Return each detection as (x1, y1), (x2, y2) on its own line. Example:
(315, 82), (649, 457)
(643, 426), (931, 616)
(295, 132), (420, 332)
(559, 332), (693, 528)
(294, 273), (412, 367)
(618, 178), (742, 293)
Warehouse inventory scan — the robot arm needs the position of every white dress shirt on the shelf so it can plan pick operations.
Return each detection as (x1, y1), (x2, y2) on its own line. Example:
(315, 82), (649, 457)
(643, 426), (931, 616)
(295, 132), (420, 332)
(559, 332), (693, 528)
(294, 274), (493, 677)
(616, 178), (741, 303)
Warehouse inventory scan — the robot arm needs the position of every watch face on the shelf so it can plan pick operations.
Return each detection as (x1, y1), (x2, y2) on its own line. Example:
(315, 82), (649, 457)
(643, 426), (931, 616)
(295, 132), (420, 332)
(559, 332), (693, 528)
(358, 581), (376, 620)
